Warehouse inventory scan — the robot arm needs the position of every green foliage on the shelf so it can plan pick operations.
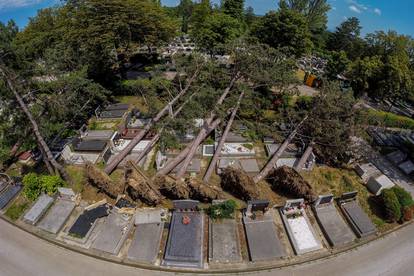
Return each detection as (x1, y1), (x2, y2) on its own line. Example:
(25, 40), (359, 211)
(391, 186), (414, 208)
(23, 173), (42, 201)
(252, 8), (312, 57)
(191, 12), (243, 53)
(381, 188), (402, 222)
(23, 173), (65, 200)
(222, 0), (245, 19)
(325, 50), (350, 80)
(207, 200), (237, 219)
(301, 83), (356, 166)
(365, 109), (414, 130)
(40, 175), (64, 195)
(279, 0), (330, 34)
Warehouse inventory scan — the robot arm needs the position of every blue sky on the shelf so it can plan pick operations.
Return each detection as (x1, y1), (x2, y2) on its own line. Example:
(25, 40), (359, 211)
(0, 0), (413, 37)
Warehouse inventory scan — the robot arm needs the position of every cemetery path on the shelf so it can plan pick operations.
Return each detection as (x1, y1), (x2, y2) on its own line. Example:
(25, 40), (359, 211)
(0, 218), (413, 276)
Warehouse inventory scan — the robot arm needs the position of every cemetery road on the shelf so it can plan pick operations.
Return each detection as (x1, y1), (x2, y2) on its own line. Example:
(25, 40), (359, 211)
(0, 218), (413, 276)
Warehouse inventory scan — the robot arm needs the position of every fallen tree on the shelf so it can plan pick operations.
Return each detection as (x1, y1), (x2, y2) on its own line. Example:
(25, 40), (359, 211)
(85, 162), (123, 198)
(220, 167), (259, 201)
(155, 117), (222, 176)
(267, 166), (316, 201)
(174, 74), (240, 179)
(253, 115), (308, 183)
(203, 91), (244, 182)
(0, 66), (71, 182)
(104, 60), (203, 174)
(124, 161), (164, 205)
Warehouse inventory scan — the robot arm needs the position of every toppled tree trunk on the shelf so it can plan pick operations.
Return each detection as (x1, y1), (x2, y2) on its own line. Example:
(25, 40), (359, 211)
(253, 115), (309, 184)
(124, 161), (163, 206)
(267, 166), (316, 201)
(187, 178), (223, 202)
(0, 67), (71, 183)
(175, 75), (239, 179)
(294, 142), (314, 171)
(155, 175), (191, 199)
(155, 117), (222, 176)
(203, 91), (244, 183)
(85, 162), (122, 198)
(134, 92), (197, 164)
(220, 167), (259, 201)
(105, 66), (202, 174)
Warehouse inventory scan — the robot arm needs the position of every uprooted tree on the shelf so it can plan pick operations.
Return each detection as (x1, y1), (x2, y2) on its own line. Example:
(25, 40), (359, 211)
(157, 41), (298, 178)
(220, 167), (260, 201)
(267, 166), (316, 201)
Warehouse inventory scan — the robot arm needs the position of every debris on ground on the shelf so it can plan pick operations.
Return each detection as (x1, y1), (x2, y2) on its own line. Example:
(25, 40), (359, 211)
(220, 167), (260, 201)
(267, 166), (316, 201)
(187, 178), (223, 202)
(155, 175), (191, 200)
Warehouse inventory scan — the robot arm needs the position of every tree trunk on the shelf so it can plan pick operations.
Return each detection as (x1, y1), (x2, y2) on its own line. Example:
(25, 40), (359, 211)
(0, 67), (71, 183)
(135, 92), (197, 164)
(104, 67), (201, 174)
(38, 142), (55, 175)
(294, 142), (314, 172)
(203, 91), (244, 183)
(156, 117), (222, 176)
(253, 115), (309, 184)
(173, 74), (239, 179)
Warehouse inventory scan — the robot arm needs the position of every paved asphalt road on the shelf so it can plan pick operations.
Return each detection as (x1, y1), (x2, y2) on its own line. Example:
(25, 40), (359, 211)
(1, 219), (414, 276)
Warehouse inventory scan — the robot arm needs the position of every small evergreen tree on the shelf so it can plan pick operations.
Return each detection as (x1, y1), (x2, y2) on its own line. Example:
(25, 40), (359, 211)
(381, 189), (402, 222)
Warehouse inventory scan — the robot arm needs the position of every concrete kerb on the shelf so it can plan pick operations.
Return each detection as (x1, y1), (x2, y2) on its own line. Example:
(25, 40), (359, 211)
(0, 214), (412, 274)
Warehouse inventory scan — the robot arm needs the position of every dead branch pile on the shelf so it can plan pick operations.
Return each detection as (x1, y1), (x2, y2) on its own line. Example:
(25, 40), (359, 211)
(124, 164), (164, 206)
(85, 162), (123, 198)
(267, 166), (316, 201)
(220, 167), (259, 201)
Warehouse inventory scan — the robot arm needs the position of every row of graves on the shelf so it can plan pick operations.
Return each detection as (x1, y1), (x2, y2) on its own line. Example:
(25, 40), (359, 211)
(0, 173), (22, 211)
(5, 186), (378, 269)
(368, 127), (414, 176)
(57, 101), (316, 180)
(60, 104), (154, 168)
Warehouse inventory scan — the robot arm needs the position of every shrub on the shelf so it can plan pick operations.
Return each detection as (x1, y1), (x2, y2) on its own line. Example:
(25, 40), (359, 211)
(391, 186), (414, 208)
(40, 175), (64, 195)
(207, 200), (237, 220)
(381, 189), (402, 222)
(367, 109), (414, 130)
(23, 173), (42, 201)
(22, 173), (66, 200)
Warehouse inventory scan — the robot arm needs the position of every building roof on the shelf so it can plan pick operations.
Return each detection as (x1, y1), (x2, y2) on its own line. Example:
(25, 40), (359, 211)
(105, 103), (130, 111)
(73, 140), (107, 152)
(82, 130), (115, 141)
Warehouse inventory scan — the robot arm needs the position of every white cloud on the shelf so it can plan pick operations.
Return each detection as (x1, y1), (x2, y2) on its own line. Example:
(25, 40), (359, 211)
(0, 0), (43, 10)
(374, 8), (382, 16)
(349, 5), (362, 13)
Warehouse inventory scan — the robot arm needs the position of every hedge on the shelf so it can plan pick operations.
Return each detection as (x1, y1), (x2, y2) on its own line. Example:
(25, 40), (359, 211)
(381, 189), (402, 222)
(367, 109), (414, 130)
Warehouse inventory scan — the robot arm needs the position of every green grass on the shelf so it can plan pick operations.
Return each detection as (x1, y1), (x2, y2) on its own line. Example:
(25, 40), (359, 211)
(5, 198), (30, 221)
(66, 165), (86, 194)
(367, 109), (414, 130)
(302, 167), (387, 229)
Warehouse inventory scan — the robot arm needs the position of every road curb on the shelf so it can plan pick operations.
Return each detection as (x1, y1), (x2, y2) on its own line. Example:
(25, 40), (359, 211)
(0, 214), (411, 274)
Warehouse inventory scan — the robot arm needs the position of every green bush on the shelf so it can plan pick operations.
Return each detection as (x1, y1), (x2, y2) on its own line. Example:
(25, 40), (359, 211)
(22, 173), (66, 200)
(23, 173), (42, 201)
(40, 175), (64, 195)
(391, 186), (414, 208)
(381, 189), (402, 222)
(367, 109), (414, 130)
(207, 200), (237, 220)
